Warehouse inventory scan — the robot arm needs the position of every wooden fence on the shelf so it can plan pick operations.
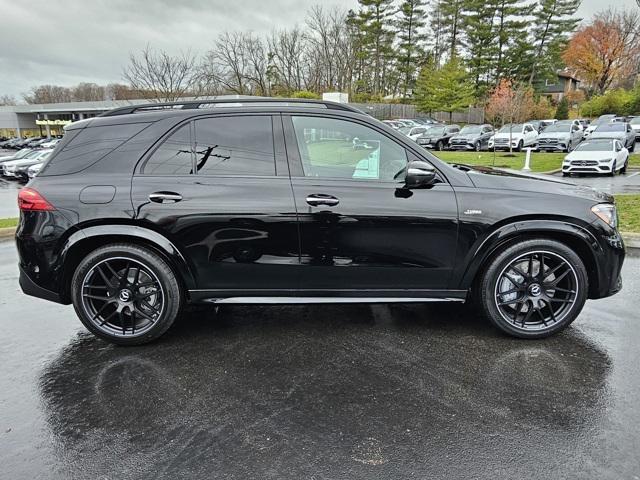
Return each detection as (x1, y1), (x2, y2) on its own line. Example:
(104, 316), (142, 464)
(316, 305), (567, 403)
(350, 103), (485, 124)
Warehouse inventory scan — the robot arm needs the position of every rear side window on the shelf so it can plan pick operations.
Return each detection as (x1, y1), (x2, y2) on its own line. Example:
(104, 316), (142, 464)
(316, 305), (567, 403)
(194, 116), (275, 176)
(144, 124), (193, 175)
(41, 123), (149, 176)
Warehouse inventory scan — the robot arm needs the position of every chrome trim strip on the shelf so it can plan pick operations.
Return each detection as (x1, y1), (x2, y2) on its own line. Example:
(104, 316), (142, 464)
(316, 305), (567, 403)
(205, 297), (466, 304)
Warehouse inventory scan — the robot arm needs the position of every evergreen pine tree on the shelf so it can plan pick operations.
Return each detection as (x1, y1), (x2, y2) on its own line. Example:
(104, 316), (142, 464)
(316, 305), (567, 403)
(396, 0), (428, 100)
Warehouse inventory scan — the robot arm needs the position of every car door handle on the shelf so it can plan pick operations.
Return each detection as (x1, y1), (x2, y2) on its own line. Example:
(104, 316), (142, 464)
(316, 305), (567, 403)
(306, 194), (339, 207)
(149, 191), (183, 203)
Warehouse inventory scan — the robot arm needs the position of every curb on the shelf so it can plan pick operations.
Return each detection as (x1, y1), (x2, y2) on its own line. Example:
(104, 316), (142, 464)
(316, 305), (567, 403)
(0, 227), (16, 240)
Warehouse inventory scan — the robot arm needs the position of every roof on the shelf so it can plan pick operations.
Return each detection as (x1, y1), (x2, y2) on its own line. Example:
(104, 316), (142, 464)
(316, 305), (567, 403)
(557, 71), (580, 83)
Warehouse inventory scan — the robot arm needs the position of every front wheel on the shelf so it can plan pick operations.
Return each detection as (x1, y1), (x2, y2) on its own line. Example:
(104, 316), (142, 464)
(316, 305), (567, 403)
(515, 140), (523, 152)
(71, 243), (183, 345)
(477, 239), (588, 339)
(436, 140), (443, 151)
(621, 158), (628, 174)
(474, 141), (481, 152)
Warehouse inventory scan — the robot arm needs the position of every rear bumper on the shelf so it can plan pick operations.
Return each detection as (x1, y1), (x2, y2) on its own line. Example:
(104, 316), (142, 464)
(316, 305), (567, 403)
(19, 265), (64, 304)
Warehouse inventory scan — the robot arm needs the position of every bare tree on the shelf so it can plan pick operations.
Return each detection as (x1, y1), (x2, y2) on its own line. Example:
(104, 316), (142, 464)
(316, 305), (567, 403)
(0, 94), (16, 106)
(123, 46), (202, 102)
(201, 32), (251, 95)
(267, 27), (309, 94)
(23, 85), (74, 104)
(72, 82), (106, 101)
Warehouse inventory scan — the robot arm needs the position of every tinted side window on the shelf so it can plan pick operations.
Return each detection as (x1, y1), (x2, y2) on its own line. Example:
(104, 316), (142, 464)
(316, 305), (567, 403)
(144, 124), (193, 175)
(291, 116), (407, 181)
(194, 116), (275, 176)
(41, 123), (149, 176)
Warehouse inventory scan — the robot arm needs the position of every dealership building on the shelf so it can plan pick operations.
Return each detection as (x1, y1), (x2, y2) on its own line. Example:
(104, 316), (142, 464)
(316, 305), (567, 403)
(0, 99), (171, 138)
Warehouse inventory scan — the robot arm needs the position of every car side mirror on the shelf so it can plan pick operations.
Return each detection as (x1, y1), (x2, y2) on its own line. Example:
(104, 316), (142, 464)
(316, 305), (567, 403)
(404, 160), (437, 189)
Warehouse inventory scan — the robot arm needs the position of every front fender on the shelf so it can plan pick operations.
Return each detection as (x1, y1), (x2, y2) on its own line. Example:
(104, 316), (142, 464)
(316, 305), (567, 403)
(456, 219), (601, 291)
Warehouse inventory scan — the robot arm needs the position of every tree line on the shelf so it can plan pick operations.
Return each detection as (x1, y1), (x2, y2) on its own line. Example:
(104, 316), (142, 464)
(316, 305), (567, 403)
(3, 0), (640, 123)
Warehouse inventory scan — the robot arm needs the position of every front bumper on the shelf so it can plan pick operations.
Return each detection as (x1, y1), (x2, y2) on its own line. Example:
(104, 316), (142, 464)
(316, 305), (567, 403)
(562, 160), (613, 174)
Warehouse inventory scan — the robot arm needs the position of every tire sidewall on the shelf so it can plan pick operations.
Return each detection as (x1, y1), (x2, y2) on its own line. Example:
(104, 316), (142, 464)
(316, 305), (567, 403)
(479, 239), (588, 339)
(71, 244), (182, 345)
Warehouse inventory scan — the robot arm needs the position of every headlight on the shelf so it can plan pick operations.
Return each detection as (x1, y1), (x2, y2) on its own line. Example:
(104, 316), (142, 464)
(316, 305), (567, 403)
(591, 203), (618, 228)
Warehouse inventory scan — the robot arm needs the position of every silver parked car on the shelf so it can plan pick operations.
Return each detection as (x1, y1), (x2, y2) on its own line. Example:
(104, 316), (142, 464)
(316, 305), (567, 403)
(448, 124), (494, 151)
(589, 122), (636, 152)
(537, 121), (583, 152)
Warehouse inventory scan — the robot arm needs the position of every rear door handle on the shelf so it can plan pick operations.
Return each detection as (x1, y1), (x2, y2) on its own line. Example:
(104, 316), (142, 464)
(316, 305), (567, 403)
(149, 191), (183, 203)
(306, 194), (339, 207)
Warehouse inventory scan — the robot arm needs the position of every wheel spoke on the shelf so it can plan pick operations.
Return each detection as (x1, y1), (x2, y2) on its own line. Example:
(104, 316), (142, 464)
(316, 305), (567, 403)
(131, 310), (136, 334)
(550, 286), (575, 294)
(528, 254), (534, 276)
(543, 262), (565, 280)
(104, 261), (121, 282)
(498, 296), (524, 306)
(509, 264), (528, 279)
(497, 286), (520, 297)
(141, 299), (160, 312)
(545, 268), (570, 287)
(537, 305), (549, 326)
(99, 309), (118, 326)
(504, 272), (523, 287)
(512, 300), (525, 321)
(134, 307), (156, 322)
(548, 297), (573, 304)
(91, 301), (111, 320)
(538, 254), (546, 281)
(94, 266), (114, 287)
(138, 289), (160, 300)
(83, 293), (112, 302)
(521, 302), (535, 325)
(137, 280), (159, 289)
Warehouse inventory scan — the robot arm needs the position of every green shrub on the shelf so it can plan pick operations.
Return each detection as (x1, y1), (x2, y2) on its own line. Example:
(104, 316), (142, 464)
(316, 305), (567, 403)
(555, 97), (569, 119)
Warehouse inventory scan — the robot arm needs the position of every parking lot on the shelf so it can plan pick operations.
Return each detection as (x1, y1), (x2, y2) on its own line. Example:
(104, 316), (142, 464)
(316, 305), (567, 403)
(1, 239), (639, 479)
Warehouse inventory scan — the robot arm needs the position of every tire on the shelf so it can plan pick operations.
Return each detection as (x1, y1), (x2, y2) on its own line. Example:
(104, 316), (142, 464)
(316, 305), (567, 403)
(515, 140), (523, 152)
(629, 142), (635, 153)
(609, 161), (616, 176)
(562, 172), (570, 177)
(621, 158), (628, 174)
(436, 140), (443, 151)
(474, 141), (481, 152)
(477, 239), (588, 339)
(71, 243), (183, 345)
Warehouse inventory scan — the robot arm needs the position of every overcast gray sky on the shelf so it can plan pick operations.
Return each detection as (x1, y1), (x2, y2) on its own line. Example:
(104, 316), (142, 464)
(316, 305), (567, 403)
(0, 0), (636, 100)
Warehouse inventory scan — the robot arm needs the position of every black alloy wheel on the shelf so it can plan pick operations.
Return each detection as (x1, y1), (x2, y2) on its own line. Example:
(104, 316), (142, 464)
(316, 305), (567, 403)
(478, 240), (588, 338)
(71, 244), (182, 345)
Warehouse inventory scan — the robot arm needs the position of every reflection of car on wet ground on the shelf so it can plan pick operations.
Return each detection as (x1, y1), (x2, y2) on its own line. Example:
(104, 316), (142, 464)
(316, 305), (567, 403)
(562, 138), (629, 176)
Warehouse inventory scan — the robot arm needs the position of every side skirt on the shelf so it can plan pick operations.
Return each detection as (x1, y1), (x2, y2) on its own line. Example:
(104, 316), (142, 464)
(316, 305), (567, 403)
(189, 289), (468, 305)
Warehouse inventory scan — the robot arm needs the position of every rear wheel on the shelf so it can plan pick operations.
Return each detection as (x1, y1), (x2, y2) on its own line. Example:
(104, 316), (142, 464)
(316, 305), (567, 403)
(71, 243), (183, 345)
(477, 239), (588, 339)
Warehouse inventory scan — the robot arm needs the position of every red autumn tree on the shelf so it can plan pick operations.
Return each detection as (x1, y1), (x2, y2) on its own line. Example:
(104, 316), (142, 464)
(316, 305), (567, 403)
(562, 9), (640, 95)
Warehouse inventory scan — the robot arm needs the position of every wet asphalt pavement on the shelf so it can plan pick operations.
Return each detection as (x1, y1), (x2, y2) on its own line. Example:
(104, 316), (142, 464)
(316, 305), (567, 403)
(1, 240), (640, 479)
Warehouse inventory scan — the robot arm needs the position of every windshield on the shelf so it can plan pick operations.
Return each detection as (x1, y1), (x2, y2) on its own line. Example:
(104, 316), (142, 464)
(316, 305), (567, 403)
(594, 115), (616, 125)
(426, 126), (445, 136)
(575, 140), (613, 151)
(595, 124), (624, 132)
(460, 125), (482, 134)
(24, 150), (43, 159)
(498, 124), (523, 133)
(542, 124), (571, 133)
(398, 127), (411, 135)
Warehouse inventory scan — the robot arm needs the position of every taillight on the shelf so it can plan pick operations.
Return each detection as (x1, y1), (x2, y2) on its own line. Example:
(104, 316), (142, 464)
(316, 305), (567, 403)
(18, 188), (55, 211)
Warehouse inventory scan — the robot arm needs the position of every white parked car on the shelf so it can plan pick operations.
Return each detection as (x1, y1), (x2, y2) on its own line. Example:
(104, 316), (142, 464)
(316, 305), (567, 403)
(1, 149), (53, 177)
(562, 139), (628, 177)
(630, 117), (640, 140)
(397, 118), (421, 127)
(488, 123), (538, 151)
(27, 162), (45, 179)
(583, 114), (617, 139)
(41, 138), (61, 148)
(406, 126), (431, 141)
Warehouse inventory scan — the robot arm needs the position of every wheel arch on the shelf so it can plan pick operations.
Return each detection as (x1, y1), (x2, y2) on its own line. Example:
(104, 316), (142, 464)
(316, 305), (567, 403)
(59, 225), (197, 303)
(461, 220), (602, 299)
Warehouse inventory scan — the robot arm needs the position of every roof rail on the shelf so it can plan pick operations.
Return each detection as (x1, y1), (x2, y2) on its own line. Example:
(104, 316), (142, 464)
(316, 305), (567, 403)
(99, 98), (363, 117)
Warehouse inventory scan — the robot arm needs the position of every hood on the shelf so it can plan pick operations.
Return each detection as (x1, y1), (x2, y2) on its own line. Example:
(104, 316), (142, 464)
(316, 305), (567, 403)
(590, 131), (624, 139)
(565, 150), (614, 161)
(538, 132), (570, 140)
(453, 164), (613, 203)
(451, 134), (480, 141)
(493, 132), (523, 139)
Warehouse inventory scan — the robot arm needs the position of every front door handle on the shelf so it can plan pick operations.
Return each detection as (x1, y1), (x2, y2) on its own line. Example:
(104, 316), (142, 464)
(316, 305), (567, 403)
(306, 194), (339, 207)
(149, 191), (183, 203)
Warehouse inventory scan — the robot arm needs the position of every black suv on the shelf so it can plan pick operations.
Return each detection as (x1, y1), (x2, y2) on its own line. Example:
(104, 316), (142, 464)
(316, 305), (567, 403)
(16, 99), (625, 345)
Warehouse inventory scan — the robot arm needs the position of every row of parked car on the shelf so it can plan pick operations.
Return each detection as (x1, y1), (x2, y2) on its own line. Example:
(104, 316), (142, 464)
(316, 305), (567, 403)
(0, 136), (62, 150)
(0, 147), (54, 181)
(383, 114), (640, 154)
